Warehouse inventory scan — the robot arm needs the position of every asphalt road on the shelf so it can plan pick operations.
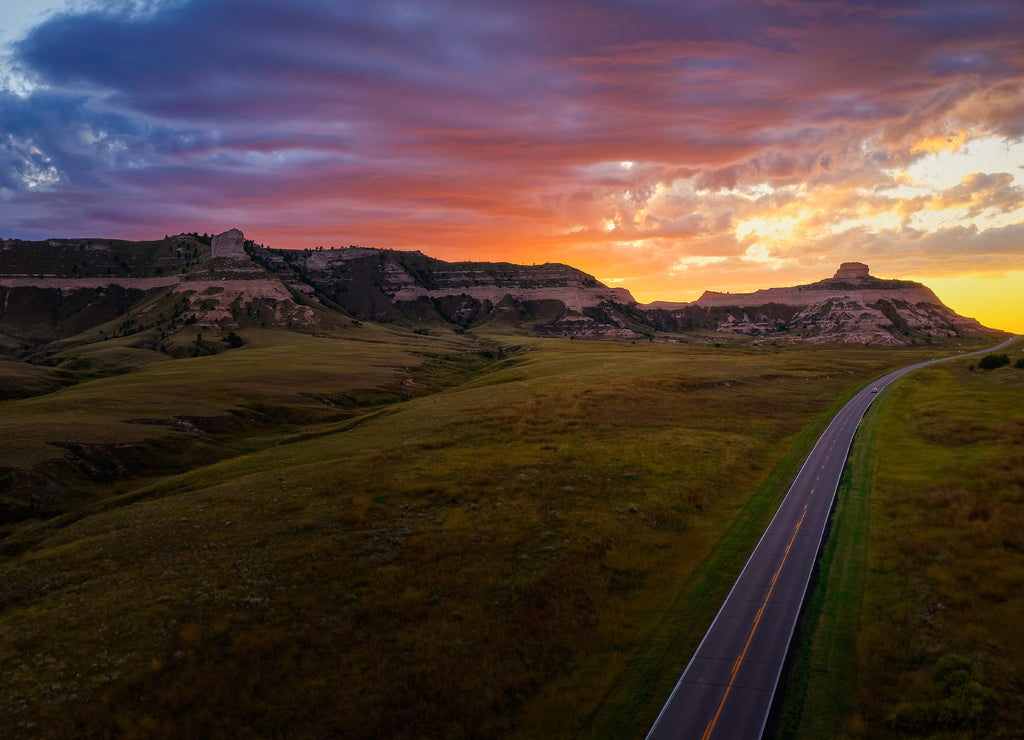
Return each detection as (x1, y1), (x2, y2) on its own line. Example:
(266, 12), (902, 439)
(647, 338), (1019, 740)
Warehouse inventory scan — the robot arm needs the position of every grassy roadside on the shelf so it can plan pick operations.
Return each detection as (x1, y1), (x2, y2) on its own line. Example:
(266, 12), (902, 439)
(774, 341), (1024, 739)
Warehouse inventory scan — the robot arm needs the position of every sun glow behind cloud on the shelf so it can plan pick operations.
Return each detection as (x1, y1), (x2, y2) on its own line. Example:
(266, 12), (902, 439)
(730, 135), (1024, 244)
(587, 132), (1024, 331)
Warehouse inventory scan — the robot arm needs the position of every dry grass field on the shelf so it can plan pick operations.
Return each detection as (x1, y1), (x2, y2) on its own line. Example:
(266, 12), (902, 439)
(0, 327), (988, 738)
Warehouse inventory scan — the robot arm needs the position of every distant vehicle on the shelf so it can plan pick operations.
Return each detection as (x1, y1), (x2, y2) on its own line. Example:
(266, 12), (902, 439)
(871, 387), (879, 393)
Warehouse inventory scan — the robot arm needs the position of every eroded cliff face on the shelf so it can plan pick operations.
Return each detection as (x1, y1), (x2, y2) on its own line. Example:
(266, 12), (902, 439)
(0, 230), (320, 349)
(643, 264), (988, 345)
(250, 245), (636, 328)
(1, 234), (1001, 345)
(693, 270), (940, 308)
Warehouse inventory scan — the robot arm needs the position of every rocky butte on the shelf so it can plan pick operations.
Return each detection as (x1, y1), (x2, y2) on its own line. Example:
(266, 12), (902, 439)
(249, 243), (639, 335)
(210, 228), (248, 260)
(248, 245), (999, 345)
(0, 229), (318, 358)
(0, 230), (1004, 347)
(692, 261), (938, 307)
(639, 262), (988, 345)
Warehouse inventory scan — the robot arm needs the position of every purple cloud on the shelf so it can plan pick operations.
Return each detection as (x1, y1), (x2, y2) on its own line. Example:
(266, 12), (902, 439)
(0, 0), (1021, 295)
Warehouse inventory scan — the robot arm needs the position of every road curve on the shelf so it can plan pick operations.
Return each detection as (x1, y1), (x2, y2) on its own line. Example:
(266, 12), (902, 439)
(647, 337), (1019, 740)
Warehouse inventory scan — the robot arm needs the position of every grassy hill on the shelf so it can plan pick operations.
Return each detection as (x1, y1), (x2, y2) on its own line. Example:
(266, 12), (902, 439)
(2, 320), (986, 738)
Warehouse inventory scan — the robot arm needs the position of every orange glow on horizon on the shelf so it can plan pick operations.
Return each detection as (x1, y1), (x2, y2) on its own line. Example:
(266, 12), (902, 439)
(910, 272), (1024, 335)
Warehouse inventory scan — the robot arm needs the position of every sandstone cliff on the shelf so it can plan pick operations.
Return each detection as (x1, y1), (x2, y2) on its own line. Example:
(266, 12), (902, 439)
(211, 228), (247, 260)
(693, 262), (939, 308)
(249, 245), (636, 329)
(638, 263), (990, 345)
(1, 232), (1002, 347)
(0, 230), (321, 357)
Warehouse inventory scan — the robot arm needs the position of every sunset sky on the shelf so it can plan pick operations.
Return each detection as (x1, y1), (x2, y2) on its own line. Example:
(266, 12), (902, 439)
(2, 1), (1023, 331)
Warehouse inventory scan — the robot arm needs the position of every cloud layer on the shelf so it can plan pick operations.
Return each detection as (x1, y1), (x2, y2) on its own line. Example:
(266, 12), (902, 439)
(2, 0), (1023, 298)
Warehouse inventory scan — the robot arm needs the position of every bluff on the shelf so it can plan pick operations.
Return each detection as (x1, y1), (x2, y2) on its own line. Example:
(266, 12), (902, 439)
(0, 230), (324, 363)
(249, 245), (638, 334)
(249, 248), (998, 345)
(637, 263), (990, 345)
(692, 261), (938, 308)
(0, 231), (1004, 348)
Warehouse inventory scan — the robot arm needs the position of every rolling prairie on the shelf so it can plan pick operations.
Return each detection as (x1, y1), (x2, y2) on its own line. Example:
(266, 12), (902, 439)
(0, 327), (1000, 738)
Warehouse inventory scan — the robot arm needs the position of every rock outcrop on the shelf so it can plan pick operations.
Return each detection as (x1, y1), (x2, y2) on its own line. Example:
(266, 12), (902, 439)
(0, 232), (320, 351)
(211, 228), (247, 260)
(693, 264), (939, 308)
(642, 264), (990, 345)
(250, 245), (636, 332)
(834, 261), (870, 280)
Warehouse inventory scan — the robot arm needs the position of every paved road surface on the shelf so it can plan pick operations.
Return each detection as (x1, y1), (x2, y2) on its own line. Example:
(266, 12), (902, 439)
(647, 338), (1019, 740)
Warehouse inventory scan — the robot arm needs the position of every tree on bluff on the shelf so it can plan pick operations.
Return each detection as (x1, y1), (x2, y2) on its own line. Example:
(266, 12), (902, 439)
(978, 353), (1009, 370)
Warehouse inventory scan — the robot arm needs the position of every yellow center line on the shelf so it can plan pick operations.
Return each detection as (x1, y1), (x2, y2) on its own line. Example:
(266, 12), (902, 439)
(701, 505), (808, 740)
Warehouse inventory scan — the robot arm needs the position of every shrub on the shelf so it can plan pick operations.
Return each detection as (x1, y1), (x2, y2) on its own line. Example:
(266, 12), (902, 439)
(885, 654), (995, 734)
(978, 353), (1010, 370)
(1015, 357), (1024, 370)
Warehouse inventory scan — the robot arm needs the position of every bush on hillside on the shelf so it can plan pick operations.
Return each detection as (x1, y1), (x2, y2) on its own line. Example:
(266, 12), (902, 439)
(886, 654), (995, 734)
(978, 353), (1009, 370)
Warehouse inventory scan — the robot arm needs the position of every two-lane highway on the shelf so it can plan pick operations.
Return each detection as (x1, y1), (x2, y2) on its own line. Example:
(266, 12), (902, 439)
(647, 338), (1019, 739)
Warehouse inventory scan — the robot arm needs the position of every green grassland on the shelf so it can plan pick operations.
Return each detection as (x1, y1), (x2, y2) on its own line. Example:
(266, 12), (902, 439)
(0, 329), (986, 738)
(777, 340), (1024, 739)
(0, 323), (496, 521)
